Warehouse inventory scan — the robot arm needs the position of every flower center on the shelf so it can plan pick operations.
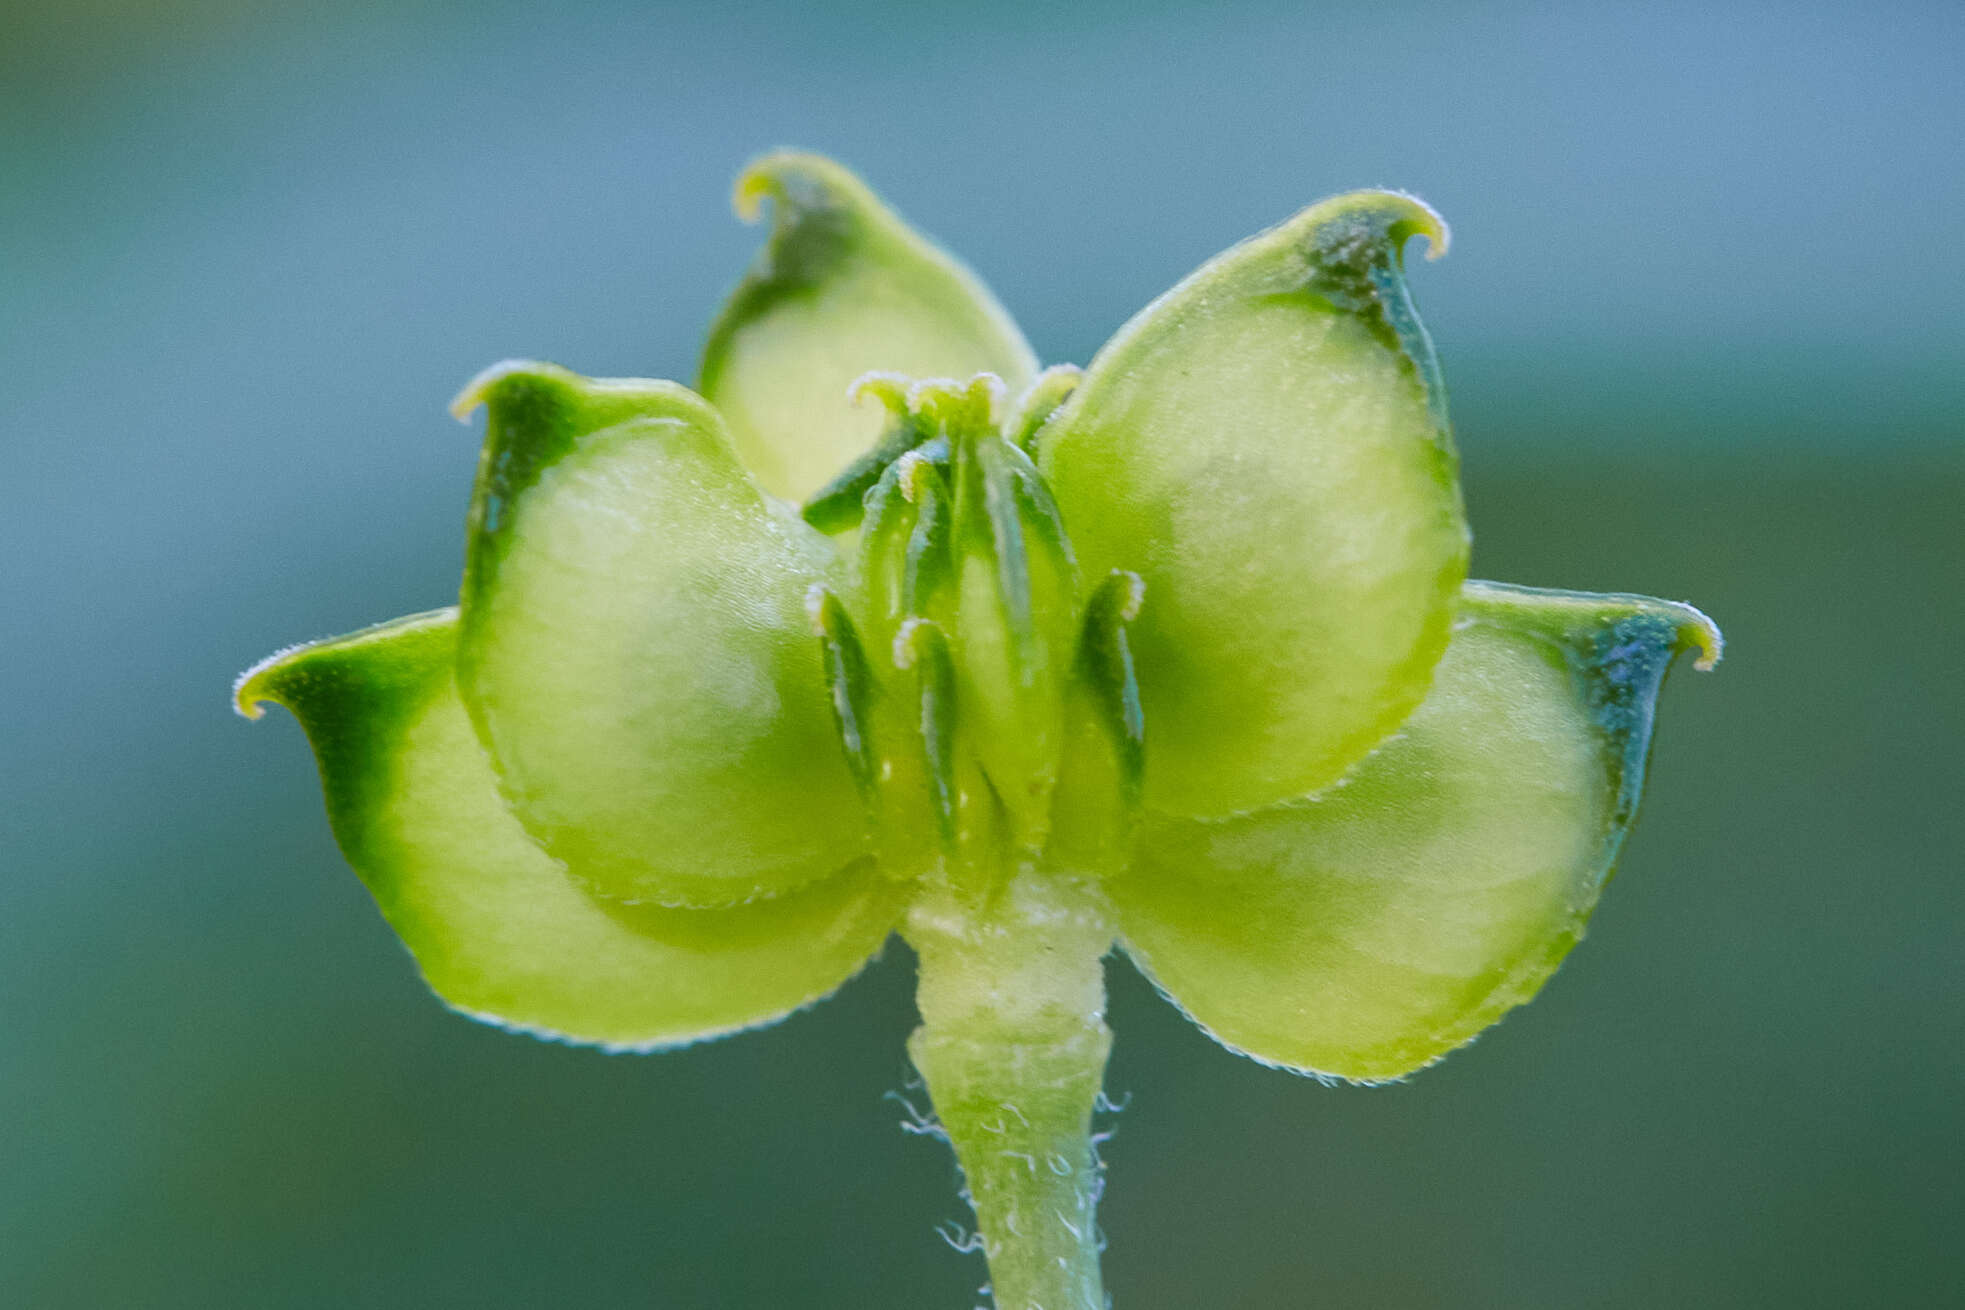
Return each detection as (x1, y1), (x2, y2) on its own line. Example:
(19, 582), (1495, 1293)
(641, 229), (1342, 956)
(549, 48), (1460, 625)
(803, 373), (1140, 885)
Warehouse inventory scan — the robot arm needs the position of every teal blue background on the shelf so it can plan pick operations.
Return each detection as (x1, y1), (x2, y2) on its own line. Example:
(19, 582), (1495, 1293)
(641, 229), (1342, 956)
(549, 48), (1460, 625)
(4, 2), (1960, 1305)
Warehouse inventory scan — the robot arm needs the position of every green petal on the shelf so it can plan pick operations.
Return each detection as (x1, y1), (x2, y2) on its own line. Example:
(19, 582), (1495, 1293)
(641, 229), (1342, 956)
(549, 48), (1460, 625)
(235, 611), (905, 1049)
(1037, 191), (1470, 818)
(454, 361), (868, 907)
(699, 151), (1038, 502)
(1105, 582), (1720, 1083)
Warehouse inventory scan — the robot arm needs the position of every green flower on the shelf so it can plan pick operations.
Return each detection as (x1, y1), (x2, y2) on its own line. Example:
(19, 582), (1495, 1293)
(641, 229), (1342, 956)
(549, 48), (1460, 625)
(237, 151), (1719, 1308)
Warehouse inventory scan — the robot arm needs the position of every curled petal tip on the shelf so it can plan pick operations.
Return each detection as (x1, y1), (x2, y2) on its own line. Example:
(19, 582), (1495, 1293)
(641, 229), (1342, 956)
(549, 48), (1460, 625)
(1610, 591), (1722, 672)
(231, 641), (310, 719)
(1678, 604), (1724, 672)
(231, 667), (270, 720)
(730, 149), (807, 223)
(1362, 189), (1450, 260)
(1462, 582), (1723, 676)
(730, 149), (867, 226)
(449, 358), (559, 422)
(1389, 190), (1451, 260)
(732, 170), (770, 224)
(1308, 189), (1451, 263)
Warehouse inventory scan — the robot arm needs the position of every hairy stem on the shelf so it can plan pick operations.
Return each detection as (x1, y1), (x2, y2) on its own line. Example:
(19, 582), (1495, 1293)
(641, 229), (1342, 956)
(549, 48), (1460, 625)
(906, 872), (1114, 1310)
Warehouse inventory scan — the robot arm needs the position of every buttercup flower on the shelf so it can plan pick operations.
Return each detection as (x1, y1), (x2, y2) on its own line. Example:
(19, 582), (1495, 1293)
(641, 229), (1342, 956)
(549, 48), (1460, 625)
(237, 151), (1720, 1309)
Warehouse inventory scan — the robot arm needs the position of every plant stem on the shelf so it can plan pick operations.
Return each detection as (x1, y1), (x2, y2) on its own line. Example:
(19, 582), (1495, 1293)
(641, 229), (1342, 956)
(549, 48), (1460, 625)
(906, 871), (1114, 1310)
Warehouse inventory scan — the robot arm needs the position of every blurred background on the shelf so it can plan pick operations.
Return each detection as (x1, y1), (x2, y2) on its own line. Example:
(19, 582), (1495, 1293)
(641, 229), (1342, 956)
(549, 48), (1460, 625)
(3, 0), (1960, 1305)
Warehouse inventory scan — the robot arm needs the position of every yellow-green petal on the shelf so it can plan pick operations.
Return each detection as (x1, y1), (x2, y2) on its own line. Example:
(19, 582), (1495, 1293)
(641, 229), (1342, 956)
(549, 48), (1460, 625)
(235, 610), (905, 1049)
(455, 361), (867, 908)
(700, 151), (1038, 502)
(1106, 582), (1720, 1083)
(1038, 191), (1469, 818)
